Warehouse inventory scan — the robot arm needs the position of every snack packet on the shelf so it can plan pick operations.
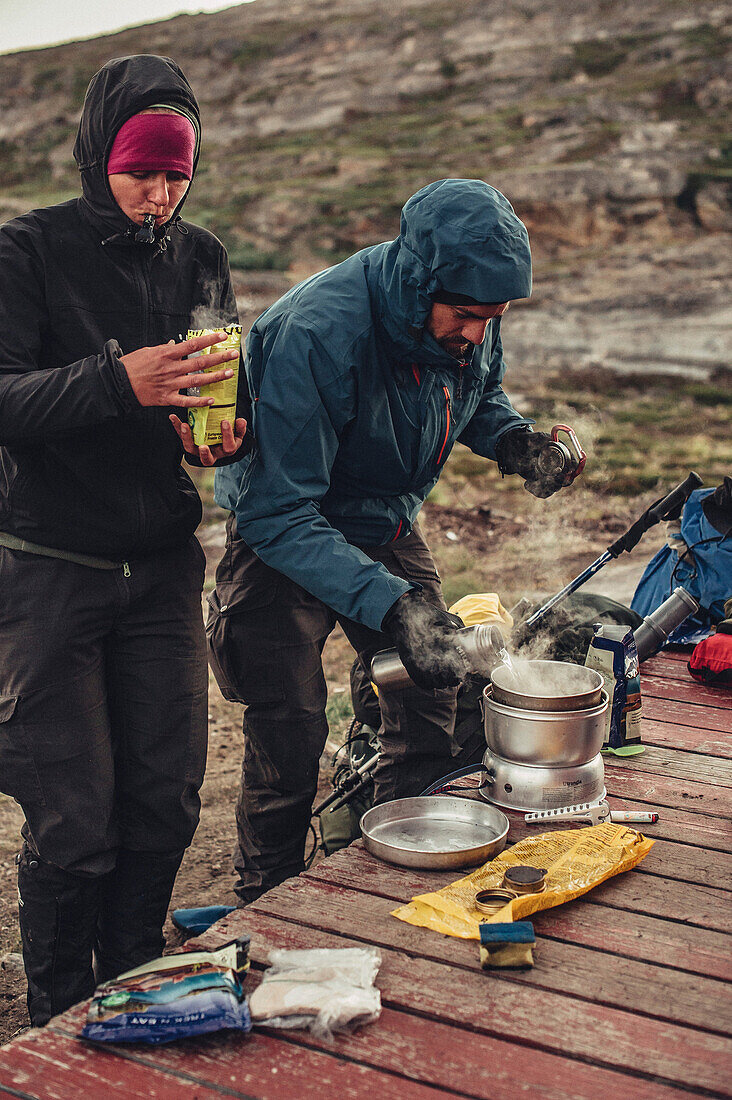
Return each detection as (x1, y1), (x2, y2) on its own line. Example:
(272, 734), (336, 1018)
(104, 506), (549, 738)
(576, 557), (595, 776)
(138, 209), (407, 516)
(81, 937), (251, 1044)
(186, 324), (242, 446)
(584, 623), (643, 752)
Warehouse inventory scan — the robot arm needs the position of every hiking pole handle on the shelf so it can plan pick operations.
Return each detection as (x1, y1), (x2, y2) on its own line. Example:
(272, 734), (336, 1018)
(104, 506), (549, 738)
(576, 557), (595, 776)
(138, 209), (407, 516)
(646, 471), (704, 525)
(607, 471), (703, 557)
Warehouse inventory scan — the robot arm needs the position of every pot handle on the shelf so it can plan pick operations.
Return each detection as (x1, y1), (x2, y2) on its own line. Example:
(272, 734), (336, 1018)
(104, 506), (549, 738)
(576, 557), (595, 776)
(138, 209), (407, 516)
(420, 763), (489, 797)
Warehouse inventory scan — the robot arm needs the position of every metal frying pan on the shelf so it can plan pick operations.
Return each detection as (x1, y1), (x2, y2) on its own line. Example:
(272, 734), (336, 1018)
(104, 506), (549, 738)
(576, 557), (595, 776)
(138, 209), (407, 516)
(360, 795), (509, 870)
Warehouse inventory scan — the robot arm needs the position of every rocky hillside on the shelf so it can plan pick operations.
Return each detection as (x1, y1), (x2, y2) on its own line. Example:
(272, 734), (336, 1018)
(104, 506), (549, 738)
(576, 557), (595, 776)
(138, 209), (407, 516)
(0, 0), (729, 375)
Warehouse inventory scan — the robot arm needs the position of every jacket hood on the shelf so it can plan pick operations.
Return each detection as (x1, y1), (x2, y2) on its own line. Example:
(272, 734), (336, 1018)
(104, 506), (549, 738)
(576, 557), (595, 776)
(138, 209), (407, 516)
(73, 54), (201, 235)
(370, 178), (532, 367)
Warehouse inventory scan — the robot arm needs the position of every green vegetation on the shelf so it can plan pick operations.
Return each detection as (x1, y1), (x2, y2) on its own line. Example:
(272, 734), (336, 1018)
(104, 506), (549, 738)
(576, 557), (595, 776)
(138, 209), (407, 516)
(226, 241), (291, 270)
(683, 23), (728, 60)
(325, 690), (355, 741)
(233, 37), (280, 67)
(572, 40), (629, 78)
(521, 369), (732, 495)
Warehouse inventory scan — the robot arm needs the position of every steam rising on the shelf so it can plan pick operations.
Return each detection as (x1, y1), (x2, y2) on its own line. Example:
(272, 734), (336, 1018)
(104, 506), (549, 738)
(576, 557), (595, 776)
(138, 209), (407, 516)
(190, 276), (228, 331)
(492, 659), (598, 698)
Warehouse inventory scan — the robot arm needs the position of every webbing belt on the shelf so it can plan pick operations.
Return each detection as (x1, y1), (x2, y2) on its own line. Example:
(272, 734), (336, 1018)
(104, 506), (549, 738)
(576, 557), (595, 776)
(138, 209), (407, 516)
(0, 531), (126, 571)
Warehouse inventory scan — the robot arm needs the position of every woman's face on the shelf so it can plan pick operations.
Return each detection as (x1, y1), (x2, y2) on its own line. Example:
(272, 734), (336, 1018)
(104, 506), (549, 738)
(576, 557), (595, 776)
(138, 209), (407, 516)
(108, 170), (189, 226)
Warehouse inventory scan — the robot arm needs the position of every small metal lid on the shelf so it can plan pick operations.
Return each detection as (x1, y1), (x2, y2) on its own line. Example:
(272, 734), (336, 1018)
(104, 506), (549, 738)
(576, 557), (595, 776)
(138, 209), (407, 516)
(502, 865), (548, 894)
(475, 888), (518, 914)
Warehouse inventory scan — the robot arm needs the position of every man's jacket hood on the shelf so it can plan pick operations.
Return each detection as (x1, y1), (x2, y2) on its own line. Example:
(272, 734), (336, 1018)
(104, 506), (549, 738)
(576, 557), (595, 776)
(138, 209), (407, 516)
(73, 54), (201, 234)
(372, 178), (532, 365)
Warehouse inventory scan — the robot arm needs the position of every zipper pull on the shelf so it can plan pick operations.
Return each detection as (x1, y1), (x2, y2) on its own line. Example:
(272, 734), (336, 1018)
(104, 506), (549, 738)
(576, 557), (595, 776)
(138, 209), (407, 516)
(122, 562), (131, 578)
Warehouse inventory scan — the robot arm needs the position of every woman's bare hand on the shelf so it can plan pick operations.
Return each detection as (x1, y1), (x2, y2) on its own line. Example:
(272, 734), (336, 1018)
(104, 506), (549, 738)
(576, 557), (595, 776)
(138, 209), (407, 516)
(169, 415), (248, 466)
(121, 332), (239, 407)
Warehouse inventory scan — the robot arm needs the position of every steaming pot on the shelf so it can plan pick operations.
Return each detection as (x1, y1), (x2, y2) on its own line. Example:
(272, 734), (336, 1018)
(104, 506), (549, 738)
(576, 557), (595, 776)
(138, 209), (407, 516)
(484, 661), (607, 767)
(490, 661), (604, 712)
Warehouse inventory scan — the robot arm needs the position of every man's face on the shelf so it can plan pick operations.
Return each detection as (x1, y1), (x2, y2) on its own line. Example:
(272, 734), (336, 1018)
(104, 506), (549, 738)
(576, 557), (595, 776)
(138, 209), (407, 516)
(426, 301), (510, 360)
(108, 170), (190, 227)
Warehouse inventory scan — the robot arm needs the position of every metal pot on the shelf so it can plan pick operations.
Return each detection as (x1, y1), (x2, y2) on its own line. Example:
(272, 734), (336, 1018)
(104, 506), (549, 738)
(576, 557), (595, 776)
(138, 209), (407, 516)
(490, 660), (604, 711)
(483, 685), (608, 767)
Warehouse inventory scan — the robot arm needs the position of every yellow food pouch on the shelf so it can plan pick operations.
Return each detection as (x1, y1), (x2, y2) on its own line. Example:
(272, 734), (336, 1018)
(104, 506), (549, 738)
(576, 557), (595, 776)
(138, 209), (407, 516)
(186, 325), (242, 446)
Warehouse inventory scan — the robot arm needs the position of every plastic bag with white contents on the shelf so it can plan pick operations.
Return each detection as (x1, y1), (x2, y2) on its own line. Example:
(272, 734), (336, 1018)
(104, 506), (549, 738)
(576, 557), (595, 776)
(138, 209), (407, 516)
(248, 946), (381, 1039)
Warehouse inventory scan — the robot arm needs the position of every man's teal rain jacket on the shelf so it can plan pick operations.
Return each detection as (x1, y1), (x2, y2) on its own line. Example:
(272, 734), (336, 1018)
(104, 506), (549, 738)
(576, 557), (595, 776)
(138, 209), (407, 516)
(215, 179), (533, 630)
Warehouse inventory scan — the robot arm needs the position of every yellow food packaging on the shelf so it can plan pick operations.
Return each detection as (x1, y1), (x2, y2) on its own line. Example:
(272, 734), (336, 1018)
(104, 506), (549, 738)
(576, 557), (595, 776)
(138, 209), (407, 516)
(392, 823), (654, 939)
(186, 325), (242, 446)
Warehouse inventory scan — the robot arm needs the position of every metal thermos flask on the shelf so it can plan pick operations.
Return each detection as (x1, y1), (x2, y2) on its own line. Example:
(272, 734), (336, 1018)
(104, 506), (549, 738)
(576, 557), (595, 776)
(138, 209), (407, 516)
(371, 623), (507, 691)
(633, 586), (700, 661)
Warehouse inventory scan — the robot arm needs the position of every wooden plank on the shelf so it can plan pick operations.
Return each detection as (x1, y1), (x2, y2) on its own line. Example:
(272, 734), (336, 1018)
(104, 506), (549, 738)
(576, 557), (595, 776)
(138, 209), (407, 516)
(643, 652), (692, 671)
(604, 798), (731, 852)
(188, 906), (732, 1095)
(641, 696), (731, 733)
(0, 1027), (230, 1099)
(641, 674), (732, 708)
(603, 763), (732, 816)
(305, 841), (731, 932)
(642, 655), (691, 678)
(641, 719), (732, 758)
(604, 746), (732, 787)
(532, 897), (732, 981)
(45, 1024), (450, 1100)
(241, 874), (732, 1035)
(46, 1004), (695, 1100)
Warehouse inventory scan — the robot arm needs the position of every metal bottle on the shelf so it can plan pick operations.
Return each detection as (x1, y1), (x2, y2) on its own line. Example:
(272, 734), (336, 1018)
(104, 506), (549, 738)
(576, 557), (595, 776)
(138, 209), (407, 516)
(633, 585), (700, 661)
(370, 623), (507, 691)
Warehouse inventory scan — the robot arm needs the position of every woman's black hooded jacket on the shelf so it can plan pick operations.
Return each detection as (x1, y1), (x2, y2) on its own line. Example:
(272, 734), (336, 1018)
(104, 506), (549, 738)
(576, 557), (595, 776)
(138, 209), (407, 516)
(0, 54), (237, 559)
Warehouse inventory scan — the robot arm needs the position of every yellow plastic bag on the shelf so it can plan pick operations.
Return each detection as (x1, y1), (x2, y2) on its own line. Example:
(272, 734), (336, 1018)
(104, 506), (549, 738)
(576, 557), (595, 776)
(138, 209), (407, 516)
(392, 823), (654, 939)
(448, 592), (514, 630)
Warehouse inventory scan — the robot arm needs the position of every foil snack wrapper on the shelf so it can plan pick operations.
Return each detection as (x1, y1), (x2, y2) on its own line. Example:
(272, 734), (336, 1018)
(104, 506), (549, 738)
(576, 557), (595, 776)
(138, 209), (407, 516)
(186, 325), (242, 446)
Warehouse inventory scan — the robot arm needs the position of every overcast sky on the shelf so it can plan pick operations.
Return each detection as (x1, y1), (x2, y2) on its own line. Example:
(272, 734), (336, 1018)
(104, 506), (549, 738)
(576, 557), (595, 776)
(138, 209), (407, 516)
(1, 0), (253, 54)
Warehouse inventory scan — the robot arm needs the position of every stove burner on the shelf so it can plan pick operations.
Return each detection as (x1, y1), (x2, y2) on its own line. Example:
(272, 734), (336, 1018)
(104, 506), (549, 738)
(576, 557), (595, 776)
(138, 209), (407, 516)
(480, 748), (606, 813)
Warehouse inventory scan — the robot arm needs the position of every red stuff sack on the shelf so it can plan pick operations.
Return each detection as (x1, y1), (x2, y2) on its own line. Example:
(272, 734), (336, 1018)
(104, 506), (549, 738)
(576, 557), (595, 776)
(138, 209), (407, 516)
(688, 631), (732, 687)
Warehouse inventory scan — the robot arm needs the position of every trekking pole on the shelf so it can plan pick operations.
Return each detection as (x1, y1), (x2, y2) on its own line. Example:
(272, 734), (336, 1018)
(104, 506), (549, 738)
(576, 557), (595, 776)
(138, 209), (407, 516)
(521, 471), (703, 631)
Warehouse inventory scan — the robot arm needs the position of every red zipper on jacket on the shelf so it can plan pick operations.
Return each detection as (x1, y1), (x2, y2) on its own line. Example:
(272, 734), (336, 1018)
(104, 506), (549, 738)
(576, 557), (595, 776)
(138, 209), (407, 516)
(436, 385), (451, 465)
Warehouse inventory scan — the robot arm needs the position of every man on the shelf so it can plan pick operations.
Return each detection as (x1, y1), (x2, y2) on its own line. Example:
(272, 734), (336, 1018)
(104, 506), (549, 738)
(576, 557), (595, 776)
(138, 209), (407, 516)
(0, 55), (247, 1026)
(211, 178), (575, 904)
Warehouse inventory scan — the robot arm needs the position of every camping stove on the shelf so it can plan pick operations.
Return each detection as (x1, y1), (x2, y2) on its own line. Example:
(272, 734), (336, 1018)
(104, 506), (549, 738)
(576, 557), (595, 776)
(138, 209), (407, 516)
(479, 660), (607, 812)
(480, 749), (606, 813)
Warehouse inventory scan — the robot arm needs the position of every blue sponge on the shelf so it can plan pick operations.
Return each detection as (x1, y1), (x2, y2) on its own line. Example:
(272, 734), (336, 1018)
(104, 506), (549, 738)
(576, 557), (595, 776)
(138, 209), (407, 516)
(479, 922), (535, 968)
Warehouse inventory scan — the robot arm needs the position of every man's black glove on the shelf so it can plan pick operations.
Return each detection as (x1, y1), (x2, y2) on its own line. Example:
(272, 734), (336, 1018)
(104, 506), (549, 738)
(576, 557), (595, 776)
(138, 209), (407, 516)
(495, 427), (566, 498)
(382, 590), (467, 690)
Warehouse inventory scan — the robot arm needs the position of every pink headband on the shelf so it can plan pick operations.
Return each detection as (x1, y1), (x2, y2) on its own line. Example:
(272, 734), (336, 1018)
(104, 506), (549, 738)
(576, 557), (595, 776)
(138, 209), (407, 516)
(107, 113), (196, 179)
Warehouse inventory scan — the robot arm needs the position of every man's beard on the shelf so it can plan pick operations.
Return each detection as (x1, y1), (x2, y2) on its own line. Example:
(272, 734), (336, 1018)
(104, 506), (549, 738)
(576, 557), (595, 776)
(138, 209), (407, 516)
(440, 337), (473, 360)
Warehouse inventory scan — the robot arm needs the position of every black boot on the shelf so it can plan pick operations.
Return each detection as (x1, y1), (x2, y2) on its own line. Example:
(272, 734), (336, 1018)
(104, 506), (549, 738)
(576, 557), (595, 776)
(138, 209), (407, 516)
(17, 844), (102, 1027)
(95, 848), (184, 983)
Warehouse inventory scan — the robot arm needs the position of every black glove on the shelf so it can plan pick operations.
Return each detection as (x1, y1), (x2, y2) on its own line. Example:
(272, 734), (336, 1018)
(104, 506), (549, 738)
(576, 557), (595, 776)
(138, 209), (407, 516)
(496, 428), (566, 498)
(382, 590), (467, 690)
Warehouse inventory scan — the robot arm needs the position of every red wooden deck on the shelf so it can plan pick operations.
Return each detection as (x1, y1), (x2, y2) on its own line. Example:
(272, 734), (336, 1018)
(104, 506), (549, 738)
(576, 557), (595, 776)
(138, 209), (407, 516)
(1, 649), (730, 1098)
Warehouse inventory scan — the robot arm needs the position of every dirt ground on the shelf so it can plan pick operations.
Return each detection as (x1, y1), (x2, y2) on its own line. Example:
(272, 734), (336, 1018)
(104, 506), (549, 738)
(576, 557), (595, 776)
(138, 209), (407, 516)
(0, 485), (660, 1043)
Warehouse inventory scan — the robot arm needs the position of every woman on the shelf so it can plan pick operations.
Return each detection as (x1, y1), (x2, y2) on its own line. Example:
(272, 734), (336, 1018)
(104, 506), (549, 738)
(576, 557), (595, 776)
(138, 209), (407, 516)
(0, 54), (247, 1026)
